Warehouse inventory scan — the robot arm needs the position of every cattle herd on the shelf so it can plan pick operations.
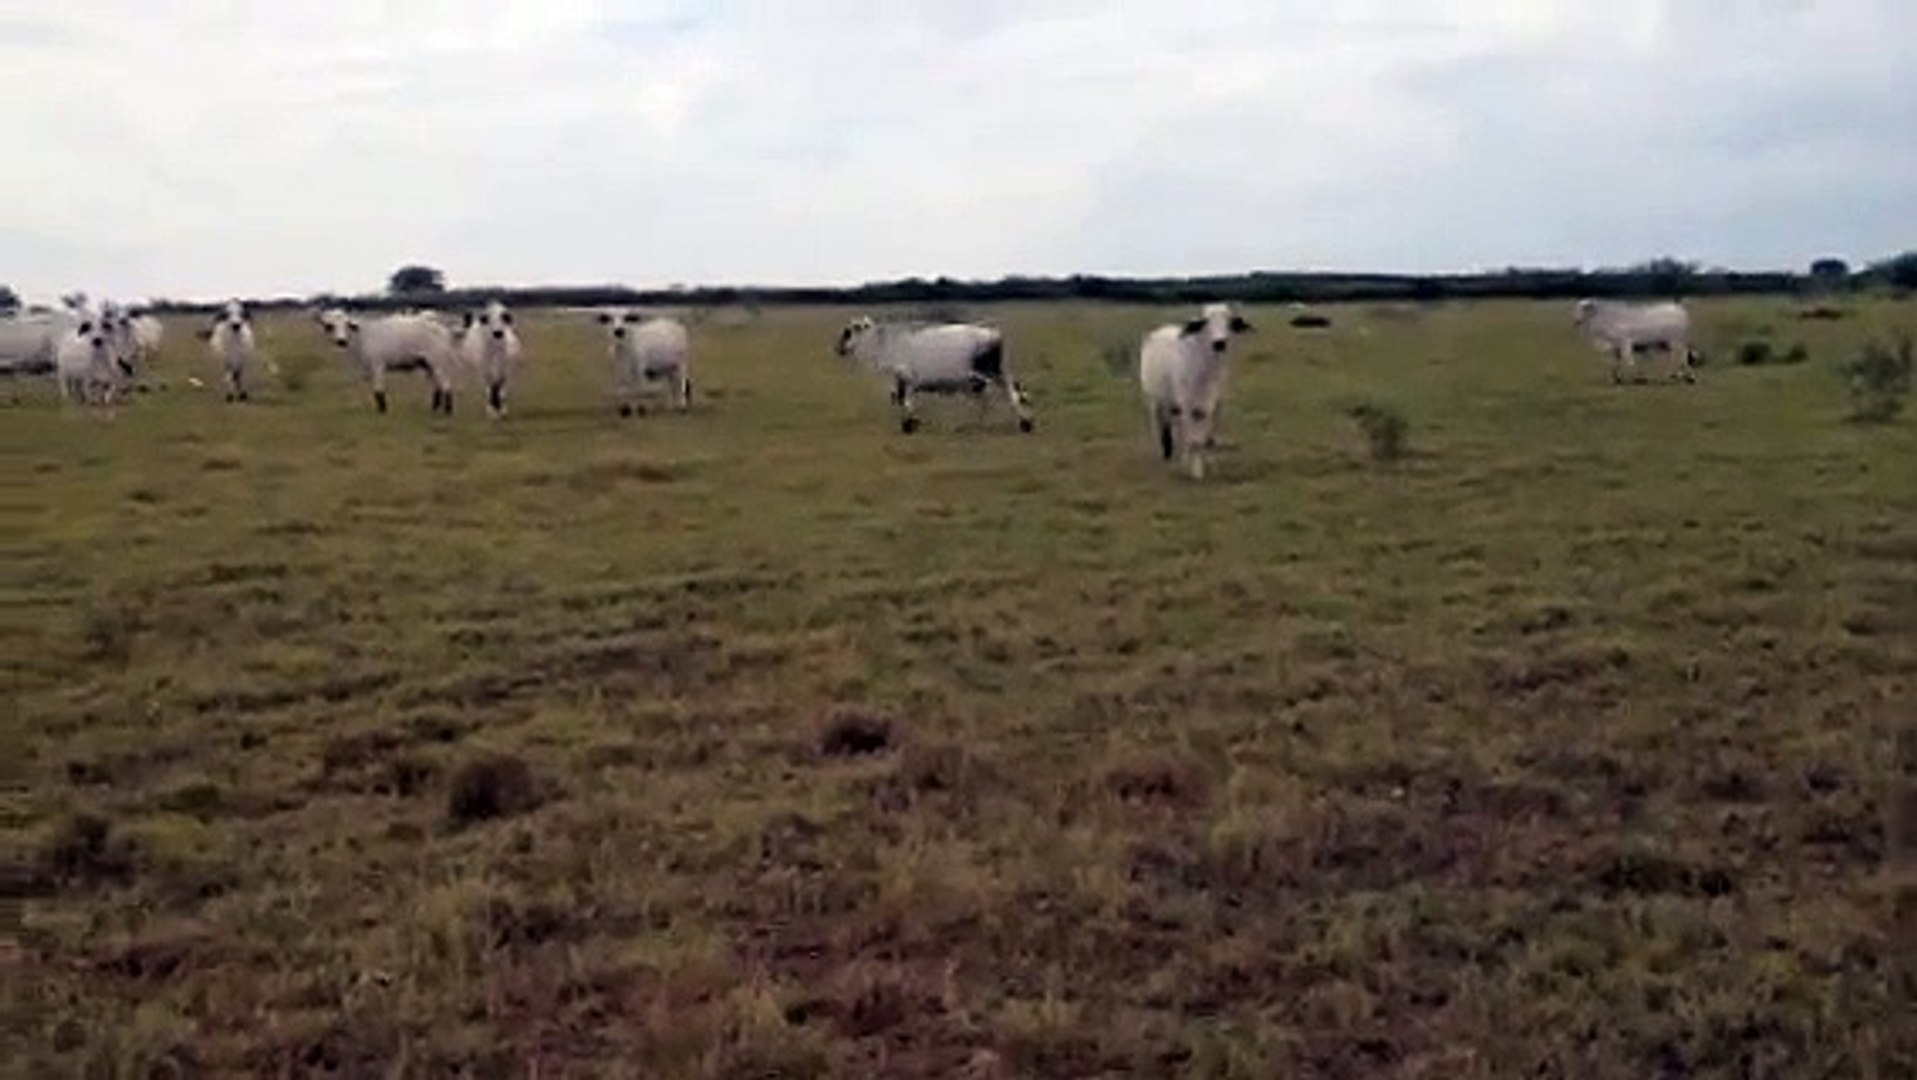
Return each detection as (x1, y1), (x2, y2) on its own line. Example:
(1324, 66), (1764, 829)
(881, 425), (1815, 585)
(2, 291), (1703, 478)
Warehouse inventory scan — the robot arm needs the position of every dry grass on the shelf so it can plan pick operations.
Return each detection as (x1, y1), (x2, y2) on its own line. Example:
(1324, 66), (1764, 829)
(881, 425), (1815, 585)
(4, 297), (1914, 1076)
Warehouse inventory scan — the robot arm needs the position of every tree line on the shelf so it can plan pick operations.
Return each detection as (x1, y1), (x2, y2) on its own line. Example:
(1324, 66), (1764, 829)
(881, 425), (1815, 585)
(7, 253), (1913, 318)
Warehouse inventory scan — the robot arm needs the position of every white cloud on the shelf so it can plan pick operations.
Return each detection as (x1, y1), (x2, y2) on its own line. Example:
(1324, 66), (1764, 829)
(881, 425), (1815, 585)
(0, 0), (1910, 301)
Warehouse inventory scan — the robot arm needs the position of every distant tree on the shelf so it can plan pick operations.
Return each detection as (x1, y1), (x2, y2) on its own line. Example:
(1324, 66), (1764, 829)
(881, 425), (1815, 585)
(1630, 257), (1700, 297)
(0, 284), (17, 314)
(1873, 251), (1917, 292)
(1810, 257), (1849, 282)
(388, 265), (446, 296)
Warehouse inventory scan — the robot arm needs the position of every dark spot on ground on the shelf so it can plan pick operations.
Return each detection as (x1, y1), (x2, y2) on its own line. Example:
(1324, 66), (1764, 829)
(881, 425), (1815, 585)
(447, 753), (544, 825)
(819, 709), (895, 758)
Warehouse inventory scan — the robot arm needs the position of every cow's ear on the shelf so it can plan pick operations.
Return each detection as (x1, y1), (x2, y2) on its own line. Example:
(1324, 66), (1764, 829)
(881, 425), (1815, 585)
(1230, 315), (1253, 334)
(1181, 318), (1207, 337)
(463, 312), (475, 327)
(347, 320), (360, 332)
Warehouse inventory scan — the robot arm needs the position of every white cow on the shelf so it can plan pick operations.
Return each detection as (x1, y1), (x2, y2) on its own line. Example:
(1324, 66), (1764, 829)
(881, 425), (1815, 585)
(459, 300), (524, 419)
(94, 300), (140, 389)
(1573, 298), (1698, 384)
(54, 312), (121, 407)
(833, 316), (1035, 434)
(315, 307), (460, 415)
(205, 300), (260, 402)
(595, 308), (691, 416)
(1138, 302), (1255, 479)
(129, 313), (165, 367)
(0, 309), (78, 376)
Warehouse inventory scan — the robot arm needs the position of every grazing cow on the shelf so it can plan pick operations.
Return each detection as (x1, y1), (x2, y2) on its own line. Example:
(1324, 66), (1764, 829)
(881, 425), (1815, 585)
(1138, 302), (1255, 479)
(0, 309), (78, 376)
(129, 313), (165, 367)
(1573, 298), (1698, 384)
(833, 316), (1035, 434)
(459, 300), (523, 419)
(315, 307), (460, 414)
(54, 313), (121, 407)
(595, 308), (691, 416)
(205, 300), (259, 402)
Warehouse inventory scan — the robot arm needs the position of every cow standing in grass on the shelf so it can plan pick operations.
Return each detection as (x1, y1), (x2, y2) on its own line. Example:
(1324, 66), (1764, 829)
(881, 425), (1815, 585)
(129, 313), (165, 369)
(0, 309), (76, 377)
(595, 308), (691, 416)
(207, 299), (259, 402)
(833, 316), (1035, 434)
(1574, 299), (1698, 384)
(54, 312), (121, 408)
(459, 300), (523, 419)
(1138, 302), (1254, 479)
(316, 307), (460, 415)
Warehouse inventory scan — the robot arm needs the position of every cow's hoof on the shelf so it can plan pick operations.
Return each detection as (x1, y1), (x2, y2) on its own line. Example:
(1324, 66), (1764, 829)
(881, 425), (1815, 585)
(1018, 417), (1035, 433)
(618, 404), (633, 418)
(900, 416), (921, 435)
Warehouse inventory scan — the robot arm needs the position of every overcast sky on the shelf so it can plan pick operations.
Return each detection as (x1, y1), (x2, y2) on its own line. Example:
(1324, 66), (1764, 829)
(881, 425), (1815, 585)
(2, 0), (1912, 302)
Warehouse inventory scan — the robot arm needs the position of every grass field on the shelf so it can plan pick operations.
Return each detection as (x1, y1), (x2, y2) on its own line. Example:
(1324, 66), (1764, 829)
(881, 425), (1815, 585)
(6, 297), (1914, 1077)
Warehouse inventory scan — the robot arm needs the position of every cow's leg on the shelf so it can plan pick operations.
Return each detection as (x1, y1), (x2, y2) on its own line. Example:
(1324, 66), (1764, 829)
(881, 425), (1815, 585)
(1186, 405), (1216, 480)
(896, 379), (920, 434)
(1005, 378), (1035, 433)
(487, 378), (506, 419)
(1154, 403), (1175, 461)
(371, 366), (389, 414)
(1673, 340), (1697, 383)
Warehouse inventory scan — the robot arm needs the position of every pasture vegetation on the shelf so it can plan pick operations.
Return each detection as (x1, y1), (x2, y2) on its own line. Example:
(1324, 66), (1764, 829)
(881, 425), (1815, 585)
(5, 298), (1914, 1077)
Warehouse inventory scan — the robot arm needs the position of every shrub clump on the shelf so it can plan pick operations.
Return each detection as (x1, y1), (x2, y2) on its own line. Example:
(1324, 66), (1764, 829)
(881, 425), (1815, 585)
(1347, 401), (1409, 463)
(1736, 338), (1810, 367)
(818, 709), (895, 758)
(1840, 336), (1913, 423)
(446, 753), (543, 825)
(40, 812), (136, 886)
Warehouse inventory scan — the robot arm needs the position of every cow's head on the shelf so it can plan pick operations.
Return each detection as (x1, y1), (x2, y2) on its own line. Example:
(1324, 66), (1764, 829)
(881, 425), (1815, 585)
(221, 299), (248, 334)
(1180, 302), (1254, 356)
(315, 308), (359, 348)
(471, 300), (515, 342)
(77, 320), (107, 350)
(595, 308), (647, 342)
(1573, 299), (1597, 327)
(835, 316), (877, 360)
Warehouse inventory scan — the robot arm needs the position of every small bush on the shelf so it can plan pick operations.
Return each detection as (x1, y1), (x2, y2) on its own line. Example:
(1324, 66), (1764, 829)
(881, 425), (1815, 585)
(40, 812), (136, 886)
(1798, 305), (1847, 321)
(76, 597), (145, 665)
(277, 352), (320, 395)
(818, 709), (894, 758)
(1347, 401), (1409, 463)
(1290, 313), (1333, 329)
(1840, 336), (1914, 422)
(1735, 339), (1810, 367)
(446, 753), (543, 825)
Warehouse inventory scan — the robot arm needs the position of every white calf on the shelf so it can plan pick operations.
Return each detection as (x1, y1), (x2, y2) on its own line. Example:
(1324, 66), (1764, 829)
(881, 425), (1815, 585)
(315, 307), (460, 414)
(834, 316), (1034, 434)
(1138, 302), (1255, 479)
(595, 308), (691, 416)
(459, 300), (523, 419)
(206, 300), (259, 402)
(54, 314), (121, 407)
(1574, 299), (1697, 384)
